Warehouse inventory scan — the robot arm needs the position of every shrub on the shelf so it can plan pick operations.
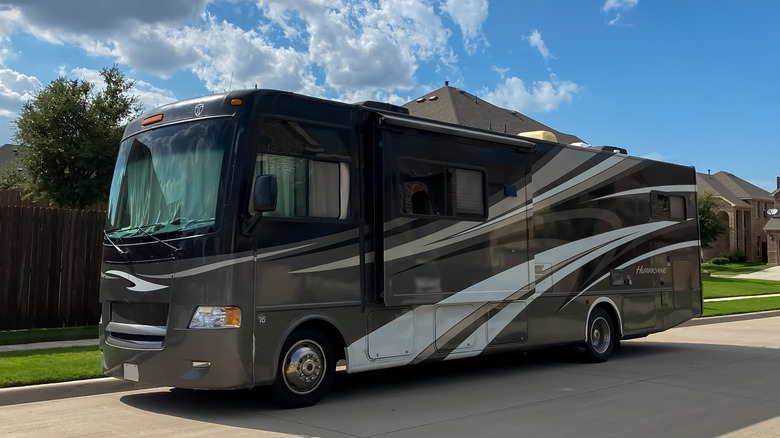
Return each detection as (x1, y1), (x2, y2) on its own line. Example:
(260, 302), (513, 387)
(709, 257), (730, 265)
(727, 251), (747, 263)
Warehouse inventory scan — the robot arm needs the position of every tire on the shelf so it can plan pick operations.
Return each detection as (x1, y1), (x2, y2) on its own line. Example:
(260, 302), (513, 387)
(584, 308), (616, 363)
(269, 328), (335, 408)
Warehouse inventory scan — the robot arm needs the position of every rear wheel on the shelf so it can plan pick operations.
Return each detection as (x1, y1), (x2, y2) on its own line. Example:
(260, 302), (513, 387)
(584, 308), (616, 363)
(269, 328), (335, 408)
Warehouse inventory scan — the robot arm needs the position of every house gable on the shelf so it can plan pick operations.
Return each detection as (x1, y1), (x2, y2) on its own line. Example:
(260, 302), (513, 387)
(403, 85), (584, 145)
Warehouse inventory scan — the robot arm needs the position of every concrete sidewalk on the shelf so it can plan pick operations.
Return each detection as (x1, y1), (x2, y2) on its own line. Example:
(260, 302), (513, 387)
(0, 338), (99, 353)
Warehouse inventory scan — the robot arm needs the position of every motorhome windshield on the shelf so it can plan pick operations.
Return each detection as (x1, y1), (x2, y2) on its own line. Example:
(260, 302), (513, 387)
(105, 118), (234, 239)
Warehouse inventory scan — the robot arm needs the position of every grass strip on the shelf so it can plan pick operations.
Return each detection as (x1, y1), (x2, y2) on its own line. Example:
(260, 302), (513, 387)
(703, 296), (780, 317)
(0, 346), (102, 388)
(702, 263), (772, 276)
(0, 325), (98, 346)
(702, 277), (780, 299)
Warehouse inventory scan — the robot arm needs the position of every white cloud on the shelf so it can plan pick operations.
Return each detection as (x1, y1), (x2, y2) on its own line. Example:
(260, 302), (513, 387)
(602, 0), (638, 26)
(256, 0), (455, 92)
(491, 65), (509, 79)
(440, 0), (489, 54)
(0, 69), (40, 104)
(110, 27), (206, 77)
(3, 0), (464, 103)
(526, 29), (555, 64)
(0, 69), (41, 140)
(0, 6), (23, 66)
(602, 0), (638, 13)
(482, 75), (578, 113)
(190, 16), (318, 94)
(60, 67), (177, 112)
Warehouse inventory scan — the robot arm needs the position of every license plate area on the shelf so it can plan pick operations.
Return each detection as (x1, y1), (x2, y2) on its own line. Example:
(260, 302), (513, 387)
(123, 363), (139, 382)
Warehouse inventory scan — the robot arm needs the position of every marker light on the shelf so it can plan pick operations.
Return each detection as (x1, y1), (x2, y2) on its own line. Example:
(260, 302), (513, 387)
(189, 306), (242, 329)
(141, 114), (164, 126)
(230, 99), (243, 106)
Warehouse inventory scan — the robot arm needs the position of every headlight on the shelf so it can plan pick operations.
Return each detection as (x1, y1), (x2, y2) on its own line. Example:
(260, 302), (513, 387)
(189, 306), (242, 328)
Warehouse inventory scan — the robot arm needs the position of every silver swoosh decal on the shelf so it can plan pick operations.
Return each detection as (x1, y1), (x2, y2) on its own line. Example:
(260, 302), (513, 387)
(105, 270), (168, 292)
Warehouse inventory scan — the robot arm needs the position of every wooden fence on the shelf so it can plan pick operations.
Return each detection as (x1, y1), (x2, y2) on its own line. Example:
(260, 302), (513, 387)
(0, 191), (105, 330)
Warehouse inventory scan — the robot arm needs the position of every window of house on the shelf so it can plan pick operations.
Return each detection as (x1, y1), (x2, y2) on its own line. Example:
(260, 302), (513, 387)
(651, 192), (686, 220)
(399, 159), (486, 220)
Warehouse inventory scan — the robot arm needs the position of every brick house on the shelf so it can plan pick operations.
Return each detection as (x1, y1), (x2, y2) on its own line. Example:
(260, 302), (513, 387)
(763, 184), (780, 264)
(0, 144), (21, 172)
(697, 171), (773, 263)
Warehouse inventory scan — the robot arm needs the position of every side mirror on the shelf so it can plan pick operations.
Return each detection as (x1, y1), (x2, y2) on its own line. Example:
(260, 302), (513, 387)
(253, 175), (277, 212)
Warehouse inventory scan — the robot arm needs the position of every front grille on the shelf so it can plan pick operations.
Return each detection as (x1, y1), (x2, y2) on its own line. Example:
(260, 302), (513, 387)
(111, 302), (168, 326)
(107, 302), (168, 349)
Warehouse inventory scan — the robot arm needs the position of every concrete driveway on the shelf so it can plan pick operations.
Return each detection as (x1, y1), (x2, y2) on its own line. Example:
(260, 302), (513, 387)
(729, 265), (780, 281)
(1, 314), (780, 437)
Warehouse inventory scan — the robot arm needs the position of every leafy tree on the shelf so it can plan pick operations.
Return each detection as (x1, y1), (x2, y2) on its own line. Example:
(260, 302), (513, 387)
(13, 65), (142, 209)
(0, 166), (25, 191)
(698, 192), (729, 249)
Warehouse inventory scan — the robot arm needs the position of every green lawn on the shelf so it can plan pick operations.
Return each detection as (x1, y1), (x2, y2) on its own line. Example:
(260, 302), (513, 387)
(702, 262), (772, 276)
(0, 346), (102, 388)
(703, 296), (780, 317)
(0, 325), (98, 346)
(702, 276), (780, 299)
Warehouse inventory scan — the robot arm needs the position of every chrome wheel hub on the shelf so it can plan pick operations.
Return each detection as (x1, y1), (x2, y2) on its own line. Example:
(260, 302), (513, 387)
(282, 340), (325, 395)
(590, 317), (611, 354)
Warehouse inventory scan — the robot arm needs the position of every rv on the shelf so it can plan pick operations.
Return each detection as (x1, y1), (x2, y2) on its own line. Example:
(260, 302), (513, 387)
(100, 89), (702, 407)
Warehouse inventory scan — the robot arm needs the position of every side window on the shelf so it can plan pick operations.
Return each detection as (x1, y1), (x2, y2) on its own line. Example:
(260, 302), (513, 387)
(399, 159), (486, 220)
(252, 154), (349, 219)
(249, 118), (351, 219)
(651, 192), (686, 220)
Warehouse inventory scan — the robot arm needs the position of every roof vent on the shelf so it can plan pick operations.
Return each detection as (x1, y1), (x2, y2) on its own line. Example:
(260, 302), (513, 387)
(592, 145), (628, 155)
(416, 98), (425, 103)
(428, 95), (438, 101)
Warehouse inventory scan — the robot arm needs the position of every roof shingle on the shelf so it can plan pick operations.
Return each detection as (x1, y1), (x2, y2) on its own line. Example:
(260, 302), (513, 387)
(403, 85), (584, 145)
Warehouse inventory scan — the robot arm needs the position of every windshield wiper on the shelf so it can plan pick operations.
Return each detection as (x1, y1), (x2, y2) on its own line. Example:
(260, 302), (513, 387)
(103, 230), (126, 256)
(130, 224), (181, 254)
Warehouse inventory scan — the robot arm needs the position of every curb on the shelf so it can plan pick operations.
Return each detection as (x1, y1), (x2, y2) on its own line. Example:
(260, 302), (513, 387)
(0, 377), (156, 407)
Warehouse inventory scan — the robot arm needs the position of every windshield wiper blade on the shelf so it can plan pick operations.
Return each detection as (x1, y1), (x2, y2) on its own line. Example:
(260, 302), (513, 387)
(132, 224), (181, 253)
(103, 230), (126, 256)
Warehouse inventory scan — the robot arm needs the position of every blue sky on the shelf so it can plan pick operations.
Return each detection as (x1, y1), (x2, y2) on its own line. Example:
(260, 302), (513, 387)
(1, 0), (779, 191)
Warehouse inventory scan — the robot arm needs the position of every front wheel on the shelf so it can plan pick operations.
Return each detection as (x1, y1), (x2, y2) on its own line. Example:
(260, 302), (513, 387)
(584, 308), (616, 363)
(269, 328), (335, 408)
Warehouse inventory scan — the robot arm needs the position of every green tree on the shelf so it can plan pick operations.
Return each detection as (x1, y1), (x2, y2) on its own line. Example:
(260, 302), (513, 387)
(698, 192), (729, 249)
(13, 65), (142, 209)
